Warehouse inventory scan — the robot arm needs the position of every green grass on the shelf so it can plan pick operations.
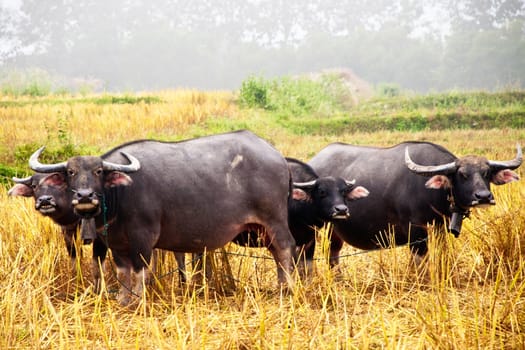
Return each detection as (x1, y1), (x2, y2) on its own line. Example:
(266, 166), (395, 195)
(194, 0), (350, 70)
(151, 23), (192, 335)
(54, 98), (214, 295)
(234, 76), (525, 136)
(0, 95), (163, 108)
(0, 164), (25, 186)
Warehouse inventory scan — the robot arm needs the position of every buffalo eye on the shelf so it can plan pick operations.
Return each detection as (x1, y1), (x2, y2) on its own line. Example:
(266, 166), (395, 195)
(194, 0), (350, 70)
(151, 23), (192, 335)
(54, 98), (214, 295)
(458, 169), (468, 180)
(67, 169), (76, 176)
(318, 189), (327, 198)
(94, 168), (103, 176)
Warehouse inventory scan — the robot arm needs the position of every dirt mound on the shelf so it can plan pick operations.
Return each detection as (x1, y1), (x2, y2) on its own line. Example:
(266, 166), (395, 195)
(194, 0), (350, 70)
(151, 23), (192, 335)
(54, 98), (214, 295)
(307, 68), (374, 106)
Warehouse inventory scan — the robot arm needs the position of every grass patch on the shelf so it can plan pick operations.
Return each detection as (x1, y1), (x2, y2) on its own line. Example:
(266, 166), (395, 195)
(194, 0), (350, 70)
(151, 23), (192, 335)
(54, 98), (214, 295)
(238, 74), (351, 117)
(0, 164), (26, 186)
(0, 94), (163, 107)
(235, 76), (525, 134)
(363, 90), (525, 111)
(89, 95), (163, 105)
(283, 110), (525, 135)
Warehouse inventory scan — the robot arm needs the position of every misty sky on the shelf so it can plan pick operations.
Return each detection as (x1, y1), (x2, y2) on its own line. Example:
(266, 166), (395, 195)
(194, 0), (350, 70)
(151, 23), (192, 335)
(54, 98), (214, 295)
(1, 0), (524, 91)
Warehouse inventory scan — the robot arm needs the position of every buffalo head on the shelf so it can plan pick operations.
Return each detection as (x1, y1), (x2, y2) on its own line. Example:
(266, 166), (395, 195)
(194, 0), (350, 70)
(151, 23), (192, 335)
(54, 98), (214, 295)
(405, 144), (522, 209)
(9, 172), (71, 216)
(28, 146), (140, 218)
(292, 177), (369, 220)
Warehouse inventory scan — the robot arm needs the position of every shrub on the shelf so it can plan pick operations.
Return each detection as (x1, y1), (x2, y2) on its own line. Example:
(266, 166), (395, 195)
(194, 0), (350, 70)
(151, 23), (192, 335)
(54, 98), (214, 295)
(0, 164), (25, 186)
(238, 73), (351, 117)
(22, 81), (52, 97)
(0, 67), (54, 96)
(377, 83), (401, 97)
(238, 76), (272, 109)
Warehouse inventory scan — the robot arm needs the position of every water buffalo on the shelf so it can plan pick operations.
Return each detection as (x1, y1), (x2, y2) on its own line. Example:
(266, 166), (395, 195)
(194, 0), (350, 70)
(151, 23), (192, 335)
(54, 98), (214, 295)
(232, 157), (369, 275)
(28, 130), (296, 304)
(8, 173), (108, 288)
(10, 174), (188, 288)
(308, 141), (522, 265)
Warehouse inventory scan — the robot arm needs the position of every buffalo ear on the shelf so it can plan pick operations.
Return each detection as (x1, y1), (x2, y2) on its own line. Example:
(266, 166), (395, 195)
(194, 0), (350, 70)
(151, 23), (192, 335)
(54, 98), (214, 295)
(346, 186), (370, 200)
(425, 175), (451, 189)
(41, 173), (66, 187)
(292, 188), (310, 202)
(8, 184), (34, 197)
(104, 171), (133, 188)
(492, 169), (519, 185)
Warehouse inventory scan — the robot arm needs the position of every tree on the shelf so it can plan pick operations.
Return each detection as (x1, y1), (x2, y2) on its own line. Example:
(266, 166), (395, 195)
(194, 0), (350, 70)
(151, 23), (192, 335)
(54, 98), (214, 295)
(0, 1), (26, 62)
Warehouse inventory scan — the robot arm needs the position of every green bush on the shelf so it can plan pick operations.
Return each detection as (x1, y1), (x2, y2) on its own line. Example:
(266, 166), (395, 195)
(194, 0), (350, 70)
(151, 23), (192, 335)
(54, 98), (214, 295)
(238, 76), (272, 109)
(377, 83), (401, 97)
(269, 77), (336, 116)
(14, 142), (82, 170)
(238, 74), (350, 117)
(0, 68), (55, 96)
(22, 81), (52, 97)
(0, 163), (27, 186)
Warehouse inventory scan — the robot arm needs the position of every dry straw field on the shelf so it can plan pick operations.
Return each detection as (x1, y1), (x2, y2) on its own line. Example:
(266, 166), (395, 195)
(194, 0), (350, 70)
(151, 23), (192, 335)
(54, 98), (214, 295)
(1, 90), (524, 349)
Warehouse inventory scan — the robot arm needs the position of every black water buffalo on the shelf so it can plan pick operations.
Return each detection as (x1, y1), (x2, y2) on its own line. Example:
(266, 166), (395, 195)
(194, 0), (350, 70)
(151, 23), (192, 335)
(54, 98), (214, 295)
(232, 157), (369, 274)
(8, 175), (187, 288)
(308, 141), (522, 264)
(28, 130), (296, 304)
(8, 173), (108, 287)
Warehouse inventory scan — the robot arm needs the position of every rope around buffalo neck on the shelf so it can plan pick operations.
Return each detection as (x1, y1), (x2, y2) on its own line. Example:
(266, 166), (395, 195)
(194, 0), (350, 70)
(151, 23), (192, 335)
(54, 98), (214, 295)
(102, 193), (109, 237)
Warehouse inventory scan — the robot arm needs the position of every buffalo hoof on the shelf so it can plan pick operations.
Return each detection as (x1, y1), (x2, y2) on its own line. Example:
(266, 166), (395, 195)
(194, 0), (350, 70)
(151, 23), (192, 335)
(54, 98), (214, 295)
(117, 291), (133, 306)
(296, 259), (314, 279)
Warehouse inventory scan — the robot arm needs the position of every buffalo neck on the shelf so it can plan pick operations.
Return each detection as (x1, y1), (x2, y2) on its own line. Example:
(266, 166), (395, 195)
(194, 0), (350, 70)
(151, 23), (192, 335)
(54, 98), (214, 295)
(94, 187), (120, 235)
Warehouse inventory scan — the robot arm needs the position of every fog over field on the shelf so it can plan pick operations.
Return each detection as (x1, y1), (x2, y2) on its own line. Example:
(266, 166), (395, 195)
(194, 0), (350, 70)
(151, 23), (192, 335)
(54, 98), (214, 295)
(1, 0), (524, 92)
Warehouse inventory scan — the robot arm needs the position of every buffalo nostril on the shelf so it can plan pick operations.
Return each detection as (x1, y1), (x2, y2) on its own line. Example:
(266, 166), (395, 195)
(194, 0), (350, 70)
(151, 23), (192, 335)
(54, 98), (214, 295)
(74, 189), (98, 203)
(475, 190), (493, 200)
(335, 205), (349, 214)
(37, 195), (53, 204)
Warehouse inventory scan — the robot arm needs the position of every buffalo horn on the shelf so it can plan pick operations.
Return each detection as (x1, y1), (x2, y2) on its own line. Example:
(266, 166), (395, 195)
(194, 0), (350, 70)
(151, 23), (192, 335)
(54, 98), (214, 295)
(345, 179), (356, 186)
(102, 151), (140, 172)
(404, 147), (457, 176)
(488, 144), (522, 171)
(29, 146), (67, 173)
(293, 180), (317, 188)
(12, 175), (33, 185)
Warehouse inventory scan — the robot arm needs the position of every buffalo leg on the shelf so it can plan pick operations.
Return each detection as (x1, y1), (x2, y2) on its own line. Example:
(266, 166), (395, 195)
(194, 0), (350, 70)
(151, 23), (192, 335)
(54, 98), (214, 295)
(91, 237), (108, 293)
(408, 226), (429, 267)
(265, 223), (296, 288)
(149, 252), (188, 286)
(112, 260), (149, 305)
(328, 232), (344, 268)
(130, 247), (153, 300)
(174, 252), (187, 285)
(131, 268), (148, 299)
(150, 249), (162, 277)
(112, 246), (151, 305)
(191, 252), (212, 288)
(295, 239), (315, 278)
(62, 226), (79, 275)
(113, 254), (133, 305)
